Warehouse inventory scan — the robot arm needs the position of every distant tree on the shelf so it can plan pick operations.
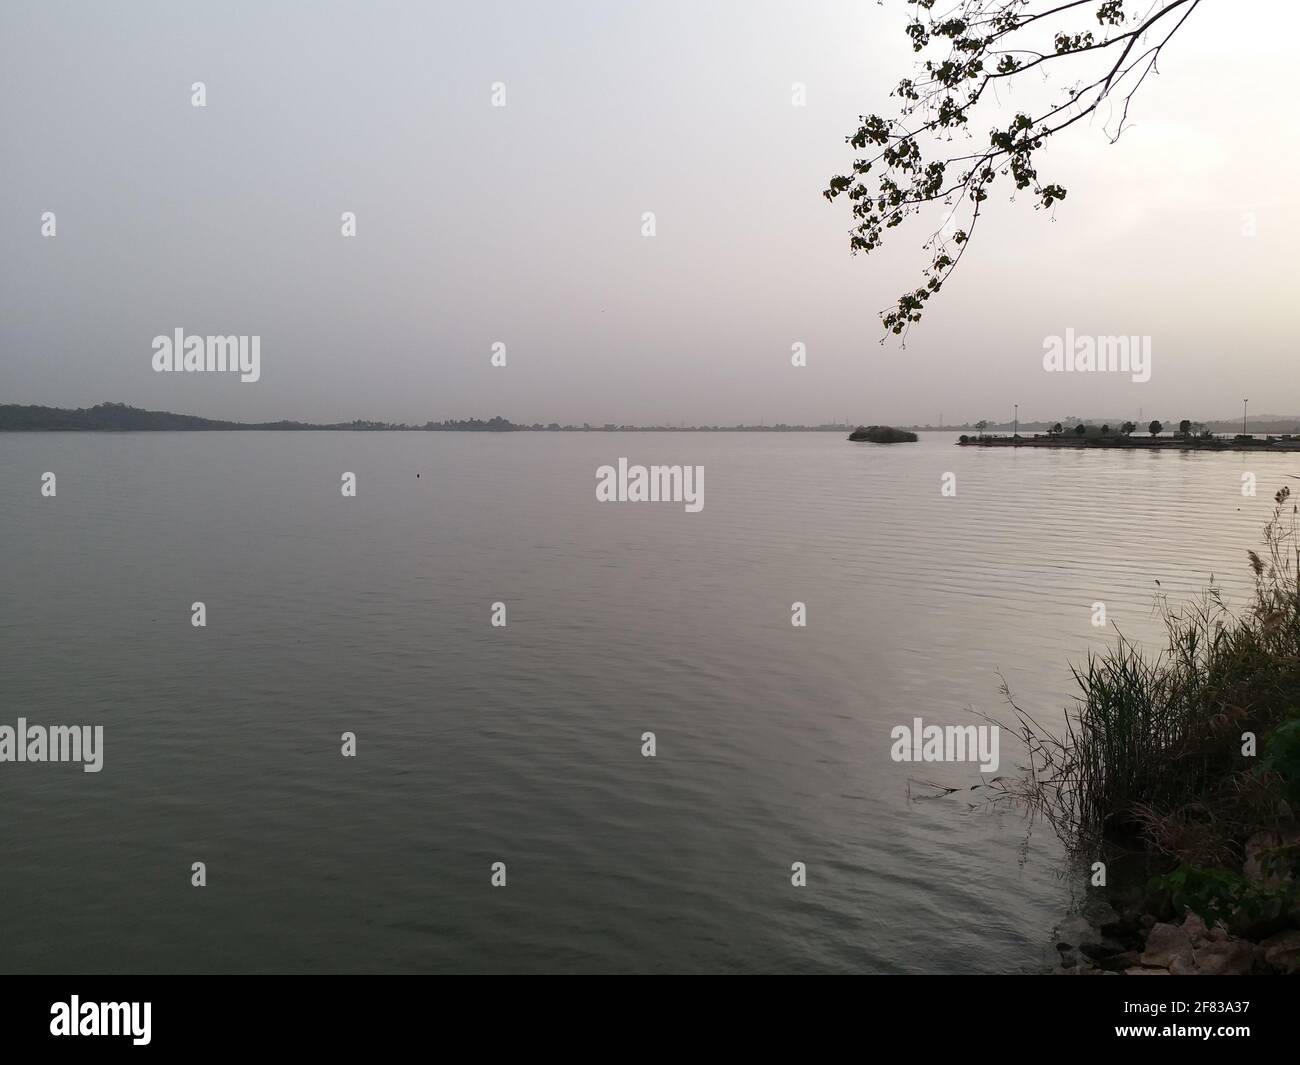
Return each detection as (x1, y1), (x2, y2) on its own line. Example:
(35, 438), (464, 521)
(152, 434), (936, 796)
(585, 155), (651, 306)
(975, 418), (989, 437)
(1148, 419), (1163, 437)
(1178, 418), (1192, 436)
(1100, 424), (1110, 435)
(824, 1), (1202, 338)
(1074, 422), (1087, 436)
(1051, 421), (1063, 436)
(1120, 421), (1136, 436)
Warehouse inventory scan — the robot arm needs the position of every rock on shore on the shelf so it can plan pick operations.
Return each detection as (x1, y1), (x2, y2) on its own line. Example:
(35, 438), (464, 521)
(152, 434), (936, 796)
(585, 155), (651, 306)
(1055, 907), (1296, 975)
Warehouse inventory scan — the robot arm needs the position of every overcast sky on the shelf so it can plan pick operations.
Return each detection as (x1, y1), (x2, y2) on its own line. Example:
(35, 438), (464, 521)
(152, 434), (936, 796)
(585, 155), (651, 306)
(2, 0), (1296, 426)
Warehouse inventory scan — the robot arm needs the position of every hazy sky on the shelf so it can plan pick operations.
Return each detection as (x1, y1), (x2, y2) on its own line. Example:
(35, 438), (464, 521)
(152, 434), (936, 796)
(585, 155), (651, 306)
(2, 0), (1297, 426)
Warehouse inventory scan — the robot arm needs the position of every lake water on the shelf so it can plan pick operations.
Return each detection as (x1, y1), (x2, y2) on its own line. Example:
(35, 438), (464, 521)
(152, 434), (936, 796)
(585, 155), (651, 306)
(0, 430), (1290, 973)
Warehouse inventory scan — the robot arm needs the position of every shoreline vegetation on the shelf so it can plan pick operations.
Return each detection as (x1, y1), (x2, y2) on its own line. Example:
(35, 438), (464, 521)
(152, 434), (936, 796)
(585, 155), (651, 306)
(979, 490), (1300, 975)
(959, 419), (1300, 453)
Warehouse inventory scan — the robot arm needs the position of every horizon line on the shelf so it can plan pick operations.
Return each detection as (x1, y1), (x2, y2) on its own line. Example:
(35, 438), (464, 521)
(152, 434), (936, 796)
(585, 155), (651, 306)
(3, 401), (1299, 433)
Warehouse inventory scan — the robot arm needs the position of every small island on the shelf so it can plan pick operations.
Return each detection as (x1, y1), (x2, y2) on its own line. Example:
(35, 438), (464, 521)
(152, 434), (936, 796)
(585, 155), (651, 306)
(848, 425), (918, 444)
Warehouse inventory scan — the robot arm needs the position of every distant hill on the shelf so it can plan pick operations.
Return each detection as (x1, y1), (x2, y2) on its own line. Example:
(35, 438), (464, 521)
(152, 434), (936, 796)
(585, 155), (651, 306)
(0, 402), (516, 432)
(0, 402), (243, 431)
(0, 403), (852, 432)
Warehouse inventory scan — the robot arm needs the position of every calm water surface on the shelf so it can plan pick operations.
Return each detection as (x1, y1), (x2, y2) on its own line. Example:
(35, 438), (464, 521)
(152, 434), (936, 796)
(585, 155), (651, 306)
(0, 431), (1288, 973)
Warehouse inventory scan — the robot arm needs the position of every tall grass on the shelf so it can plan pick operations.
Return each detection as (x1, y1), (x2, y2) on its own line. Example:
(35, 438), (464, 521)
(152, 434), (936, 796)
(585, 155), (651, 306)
(994, 487), (1300, 863)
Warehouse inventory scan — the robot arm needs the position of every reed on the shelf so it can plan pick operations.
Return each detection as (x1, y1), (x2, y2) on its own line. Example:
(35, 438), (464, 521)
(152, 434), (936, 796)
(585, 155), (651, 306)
(992, 487), (1300, 866)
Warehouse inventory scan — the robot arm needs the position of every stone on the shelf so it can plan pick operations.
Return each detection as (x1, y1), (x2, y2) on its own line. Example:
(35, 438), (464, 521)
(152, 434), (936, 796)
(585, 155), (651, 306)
(1079, 937), (1125, 960)
(1140, 922), (1194, 969)
(1056, 912), (1121, 957)
(1258, 929), (1300, 974)
(1081, 896), (1120, 929)
(1181, 911), (1210, 946)
(1055, 915), (1093, 950)
(1097, 951), (1141, 972)
(1193, 939), (1255, 976)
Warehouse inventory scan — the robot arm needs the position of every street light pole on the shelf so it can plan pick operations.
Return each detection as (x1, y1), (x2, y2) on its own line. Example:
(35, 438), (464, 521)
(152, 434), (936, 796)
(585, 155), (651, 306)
(1243, 398), (1249, 436)
(1013, 404), (1018, 441)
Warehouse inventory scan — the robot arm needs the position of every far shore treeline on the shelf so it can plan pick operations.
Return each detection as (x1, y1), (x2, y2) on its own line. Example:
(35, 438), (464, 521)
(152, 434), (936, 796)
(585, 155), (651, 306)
(958, 418), (1300, 452)
(0, 402), (514, 432)
(1, 402), (853, 433)
(6, 403), (1300, 436)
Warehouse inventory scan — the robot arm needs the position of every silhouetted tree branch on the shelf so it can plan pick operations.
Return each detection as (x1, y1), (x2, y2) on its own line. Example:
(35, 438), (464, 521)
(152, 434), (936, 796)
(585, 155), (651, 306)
(824, 0), (1201, 339)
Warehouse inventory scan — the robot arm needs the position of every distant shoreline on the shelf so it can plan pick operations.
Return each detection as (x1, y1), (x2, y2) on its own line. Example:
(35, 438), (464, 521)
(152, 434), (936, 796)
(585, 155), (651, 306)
(958, 434), (1300, 453)
(6, 403), (1300, 437)
(0, 402), (865, 433)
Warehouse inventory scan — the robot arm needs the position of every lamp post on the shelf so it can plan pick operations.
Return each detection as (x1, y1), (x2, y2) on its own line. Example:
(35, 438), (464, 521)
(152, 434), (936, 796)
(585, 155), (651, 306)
(1013, 404), (1018, 441)
(1243, 398), (1249, 436)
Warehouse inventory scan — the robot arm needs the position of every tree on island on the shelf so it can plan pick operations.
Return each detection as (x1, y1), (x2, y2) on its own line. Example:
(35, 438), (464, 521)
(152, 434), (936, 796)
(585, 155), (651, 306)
(824, 1), (1201, 338)
(1050, 421), (1063, 436)
(975, 418), (989, 437)
(1074, 423), (1088, 436)
(1149, 419), (1163, 437)
(1120, 421), (1136, 436)
(1100, 424), (1110, 435)
(1178, 418), (1192, 437)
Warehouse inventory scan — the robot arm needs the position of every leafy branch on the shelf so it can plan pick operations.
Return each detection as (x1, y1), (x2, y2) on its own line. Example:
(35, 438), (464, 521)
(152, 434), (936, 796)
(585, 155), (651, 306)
(824, 0), (1202, 339)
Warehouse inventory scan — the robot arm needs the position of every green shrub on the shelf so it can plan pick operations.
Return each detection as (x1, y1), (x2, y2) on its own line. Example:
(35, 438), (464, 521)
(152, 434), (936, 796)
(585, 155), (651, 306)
(1149, 865), (1292, 931)
(1261, 718), (1300, 805)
